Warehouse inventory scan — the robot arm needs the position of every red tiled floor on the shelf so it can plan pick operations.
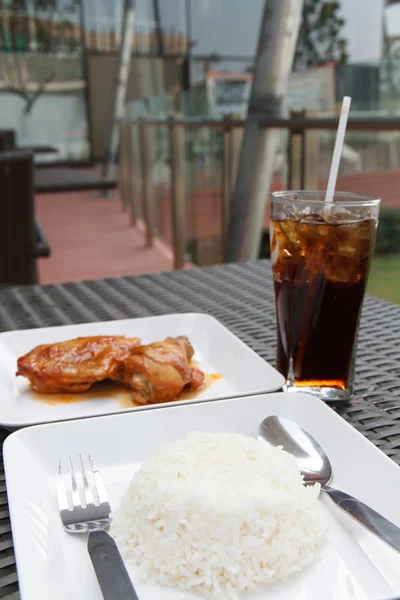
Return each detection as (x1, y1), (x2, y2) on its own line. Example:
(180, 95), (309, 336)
(36, 191), (175, 285)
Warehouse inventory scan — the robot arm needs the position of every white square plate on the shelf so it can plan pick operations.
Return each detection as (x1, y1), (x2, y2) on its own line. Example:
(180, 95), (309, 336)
(0, 313), (284, 428)
(4, 392), (400, 600)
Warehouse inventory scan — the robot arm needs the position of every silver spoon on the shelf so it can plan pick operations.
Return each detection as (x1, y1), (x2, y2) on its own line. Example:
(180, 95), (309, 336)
(258, 415), (400, 553)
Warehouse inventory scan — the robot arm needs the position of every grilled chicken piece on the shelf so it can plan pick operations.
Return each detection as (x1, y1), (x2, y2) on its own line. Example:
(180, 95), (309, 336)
(16, 336), (140, 393)
(124, 335), (205, 405)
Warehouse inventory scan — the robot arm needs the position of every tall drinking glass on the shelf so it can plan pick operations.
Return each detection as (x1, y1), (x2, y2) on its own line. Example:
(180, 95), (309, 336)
(270, 191), (380, 401)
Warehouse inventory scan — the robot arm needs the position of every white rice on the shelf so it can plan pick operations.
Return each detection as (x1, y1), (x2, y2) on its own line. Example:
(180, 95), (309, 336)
(111, 432), (327, 599)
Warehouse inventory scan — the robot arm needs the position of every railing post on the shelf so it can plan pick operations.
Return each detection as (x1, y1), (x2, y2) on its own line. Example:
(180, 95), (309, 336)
(139, 118), (155, 247)
(131, 124), (143, 222)
(124, 121), (133, 212)
(287, 109), (318, 190)
(221, 115), (243, 250)
(169, 116), (186, 270)
(118, 121), (128, 211)
(304, 109), (319, 189)
(221, 115), (232, 245)
(287, 110), (303, 190)
(287, 127), (294, 190)
(126, 123), (136, 225)
(228, 118), (243, 204)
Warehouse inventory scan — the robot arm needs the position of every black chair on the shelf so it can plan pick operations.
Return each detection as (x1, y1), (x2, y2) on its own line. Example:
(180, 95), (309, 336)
(0, 151), (50, 285)
(0, 130), (16, 153)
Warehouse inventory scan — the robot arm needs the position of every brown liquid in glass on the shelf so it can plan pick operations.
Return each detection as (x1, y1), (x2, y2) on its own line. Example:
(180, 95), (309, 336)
(271, 217), (375, 388)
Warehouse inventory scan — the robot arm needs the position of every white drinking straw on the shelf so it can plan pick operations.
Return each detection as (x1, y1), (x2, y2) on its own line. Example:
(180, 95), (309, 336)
(324, 96), (352, 203)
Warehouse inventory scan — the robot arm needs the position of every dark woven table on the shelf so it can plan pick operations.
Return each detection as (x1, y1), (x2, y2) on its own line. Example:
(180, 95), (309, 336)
(0, 259), (399, 597)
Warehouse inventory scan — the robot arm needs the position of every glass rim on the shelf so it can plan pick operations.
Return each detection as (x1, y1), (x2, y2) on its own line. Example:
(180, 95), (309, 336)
(271, 190), (381, 207)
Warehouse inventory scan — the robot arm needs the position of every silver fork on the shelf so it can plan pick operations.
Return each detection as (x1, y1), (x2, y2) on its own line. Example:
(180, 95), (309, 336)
(57, 454), (138, 600)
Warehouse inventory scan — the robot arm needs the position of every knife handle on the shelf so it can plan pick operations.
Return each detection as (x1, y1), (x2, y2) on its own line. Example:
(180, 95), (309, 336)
(324, 485), (400, 553)
(88, 529), (139, 600)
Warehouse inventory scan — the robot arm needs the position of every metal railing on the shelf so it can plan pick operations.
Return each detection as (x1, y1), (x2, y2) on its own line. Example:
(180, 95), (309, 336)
(118, 116), (243, 269)
(118, 114), (400, 269)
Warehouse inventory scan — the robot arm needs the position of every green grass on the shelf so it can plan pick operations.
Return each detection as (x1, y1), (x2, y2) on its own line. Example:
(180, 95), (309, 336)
(367, 255), (400, 304)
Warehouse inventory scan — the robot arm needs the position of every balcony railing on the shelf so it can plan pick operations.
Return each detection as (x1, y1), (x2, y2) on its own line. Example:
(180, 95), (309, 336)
(118, 114), (400, 269)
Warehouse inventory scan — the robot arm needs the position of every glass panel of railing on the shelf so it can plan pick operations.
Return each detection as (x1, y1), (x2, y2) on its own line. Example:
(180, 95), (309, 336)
(185, 124), (224, 266)
(126, 116), (299, 270)
(151, 124), (171, 244)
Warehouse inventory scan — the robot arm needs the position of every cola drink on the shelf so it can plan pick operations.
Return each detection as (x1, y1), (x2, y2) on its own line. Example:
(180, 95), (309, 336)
(270, 192), (380, 401)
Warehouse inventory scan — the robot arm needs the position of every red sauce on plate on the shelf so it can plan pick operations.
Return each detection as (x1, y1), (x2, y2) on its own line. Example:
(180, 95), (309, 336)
(30, 373), (222, 408)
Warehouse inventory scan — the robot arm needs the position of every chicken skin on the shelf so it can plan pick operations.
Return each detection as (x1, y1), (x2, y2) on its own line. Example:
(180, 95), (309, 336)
(16, 335), (140, 393)
(124, 335), (205, 405)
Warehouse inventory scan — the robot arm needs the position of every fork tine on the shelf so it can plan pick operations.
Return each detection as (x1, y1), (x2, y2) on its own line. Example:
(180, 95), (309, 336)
(89, 455), (109, 506)
(78, 454), (95, 507)
(57, 459), (70, 512)
(68, 456), (82, 509)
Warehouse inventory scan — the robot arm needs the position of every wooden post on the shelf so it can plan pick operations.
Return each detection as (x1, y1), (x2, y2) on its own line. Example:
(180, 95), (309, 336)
(131, 124), (143, 221)
(221, 116), (243, 248)
(118, 121), (128, 211)
(303, 109), (319, 189)
(287, 109), (318, 190)
(125, 123), (136, 225)
(228, 119), (243, 202)
(139, 120), (155, 247)
(221, 116), (232, 245)
(169, 118), (186, 270)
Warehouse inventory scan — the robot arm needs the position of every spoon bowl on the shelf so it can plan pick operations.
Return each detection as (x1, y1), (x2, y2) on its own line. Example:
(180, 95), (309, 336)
(258, 415), (400, 554)
(258, 415), (332, 485)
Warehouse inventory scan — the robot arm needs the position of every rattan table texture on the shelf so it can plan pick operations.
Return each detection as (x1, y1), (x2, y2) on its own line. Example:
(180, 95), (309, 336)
(0, 259), (399, 597)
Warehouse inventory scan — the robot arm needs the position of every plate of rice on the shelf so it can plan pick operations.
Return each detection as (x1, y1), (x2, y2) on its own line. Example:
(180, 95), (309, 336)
(4, 392), (400, 599)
